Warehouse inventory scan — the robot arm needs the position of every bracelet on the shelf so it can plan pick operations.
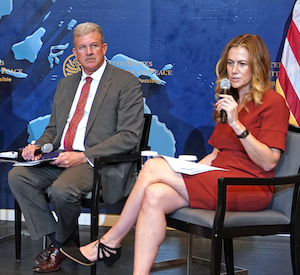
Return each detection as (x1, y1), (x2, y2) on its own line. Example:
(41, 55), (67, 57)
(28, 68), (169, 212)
(237, 129), (249, 139)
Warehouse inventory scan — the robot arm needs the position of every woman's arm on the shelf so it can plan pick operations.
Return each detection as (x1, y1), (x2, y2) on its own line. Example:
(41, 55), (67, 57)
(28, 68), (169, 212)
(216, 94), (281, 172)
(230, 122), (281, 172)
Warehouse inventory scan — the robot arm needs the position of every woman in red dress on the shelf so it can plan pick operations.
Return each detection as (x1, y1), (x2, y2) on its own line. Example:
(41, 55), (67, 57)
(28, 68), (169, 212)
(61, 34), (290, 274)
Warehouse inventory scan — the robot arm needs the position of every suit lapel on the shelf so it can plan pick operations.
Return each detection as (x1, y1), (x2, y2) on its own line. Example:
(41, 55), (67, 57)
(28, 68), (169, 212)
(85, 64), (112, 136)
(52, 73), (81, 147)
(65, 73), (81, 111)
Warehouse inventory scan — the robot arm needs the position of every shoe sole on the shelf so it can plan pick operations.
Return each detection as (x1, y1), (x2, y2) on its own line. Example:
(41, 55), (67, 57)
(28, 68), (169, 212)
(60, 249), (94, 266)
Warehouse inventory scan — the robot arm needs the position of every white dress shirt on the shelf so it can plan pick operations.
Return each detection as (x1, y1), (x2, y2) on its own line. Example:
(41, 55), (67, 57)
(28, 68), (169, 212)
(59, 61), (107, 151)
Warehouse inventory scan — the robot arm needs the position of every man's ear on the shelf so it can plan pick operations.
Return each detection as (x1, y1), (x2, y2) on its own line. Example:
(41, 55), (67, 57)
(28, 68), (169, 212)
(72, 47), (77, 59)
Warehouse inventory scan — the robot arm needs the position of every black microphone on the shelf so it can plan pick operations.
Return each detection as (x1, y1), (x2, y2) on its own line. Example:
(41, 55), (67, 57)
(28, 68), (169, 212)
(220, 78), (231, 124)
(34, 143), (53, 156)
(18, 143), (53, 161)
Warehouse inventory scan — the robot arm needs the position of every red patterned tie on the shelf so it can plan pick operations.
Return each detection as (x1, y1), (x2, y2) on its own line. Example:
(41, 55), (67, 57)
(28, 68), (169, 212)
(64, 77), (92, 151)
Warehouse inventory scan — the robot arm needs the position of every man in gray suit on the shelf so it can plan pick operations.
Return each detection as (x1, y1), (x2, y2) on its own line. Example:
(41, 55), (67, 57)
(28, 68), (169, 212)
(8, 22), (144, 272)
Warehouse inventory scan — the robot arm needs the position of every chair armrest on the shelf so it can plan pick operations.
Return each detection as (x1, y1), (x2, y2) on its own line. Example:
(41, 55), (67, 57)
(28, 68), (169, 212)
(95, 151), (141, 167)
(213, 173), (300, 235)
(90, 151), (141, 214)
(217, 173), (300, 212)
(219, 173), (300, 187)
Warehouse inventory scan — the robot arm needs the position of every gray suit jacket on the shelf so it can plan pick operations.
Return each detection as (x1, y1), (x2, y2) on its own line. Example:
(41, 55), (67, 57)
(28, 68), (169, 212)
(36, 63), (144, 203)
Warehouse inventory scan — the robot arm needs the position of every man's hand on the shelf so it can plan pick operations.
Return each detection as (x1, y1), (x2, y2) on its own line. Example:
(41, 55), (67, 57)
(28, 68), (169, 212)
(51, 152), (88, 168)
(21, 144), (42, 161)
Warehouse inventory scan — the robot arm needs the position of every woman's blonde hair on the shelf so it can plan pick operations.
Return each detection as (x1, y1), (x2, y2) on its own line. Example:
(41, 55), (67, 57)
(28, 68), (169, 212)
(215, 34), (271, 116)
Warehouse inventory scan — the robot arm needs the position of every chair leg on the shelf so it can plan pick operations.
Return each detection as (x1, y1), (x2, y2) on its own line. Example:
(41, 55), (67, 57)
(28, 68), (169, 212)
(42, 236), (47, 250)
(90, 264), (96, 275)
(14, 199), (22, 261)
(224, 238), (234, 275)
(187, 233), (193, 275)
(290, 231), (300, 275)
(210, 234), (222, 275)
(90, 202), (99, 275)
(90, 211), (98, 242)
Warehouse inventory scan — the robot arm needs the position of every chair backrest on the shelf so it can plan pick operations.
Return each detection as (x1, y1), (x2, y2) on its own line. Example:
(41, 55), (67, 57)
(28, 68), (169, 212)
(268, 124), (300, 216)
(139, 114), (152, 151)
(275, 124), (300, 177)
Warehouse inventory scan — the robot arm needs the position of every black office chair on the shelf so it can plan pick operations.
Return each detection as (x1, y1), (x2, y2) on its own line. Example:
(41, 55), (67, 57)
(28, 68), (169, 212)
(153, 124), (300, 275)
(14, 114), (152, 275)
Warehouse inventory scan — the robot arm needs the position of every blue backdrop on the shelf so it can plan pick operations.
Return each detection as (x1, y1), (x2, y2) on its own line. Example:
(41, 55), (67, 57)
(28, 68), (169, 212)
(0, 0), (296, 209)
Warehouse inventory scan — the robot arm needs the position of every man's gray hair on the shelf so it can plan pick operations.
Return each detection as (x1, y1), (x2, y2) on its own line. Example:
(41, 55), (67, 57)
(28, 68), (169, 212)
(73, 22), (104, 45)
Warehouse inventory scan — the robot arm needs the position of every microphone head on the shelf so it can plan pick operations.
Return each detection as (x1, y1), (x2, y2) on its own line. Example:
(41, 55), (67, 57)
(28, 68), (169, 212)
(41, 143), (53, 153)
(220, 78), (231, 90)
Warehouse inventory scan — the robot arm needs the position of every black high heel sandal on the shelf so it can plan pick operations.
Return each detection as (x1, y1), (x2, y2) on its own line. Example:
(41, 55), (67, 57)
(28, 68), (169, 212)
(60, 241), (121, 268)
(97, 242), (121, 267)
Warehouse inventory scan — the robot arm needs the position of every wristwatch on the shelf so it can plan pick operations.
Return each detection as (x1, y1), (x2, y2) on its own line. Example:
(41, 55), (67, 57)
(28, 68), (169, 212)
(237, 129), (249, 139)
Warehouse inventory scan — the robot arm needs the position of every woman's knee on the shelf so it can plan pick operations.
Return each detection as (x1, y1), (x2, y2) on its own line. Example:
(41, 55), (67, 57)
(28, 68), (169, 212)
(141, 158), (158, 173)
(142, 184), (167, 208)
(138, 158), (167, 181)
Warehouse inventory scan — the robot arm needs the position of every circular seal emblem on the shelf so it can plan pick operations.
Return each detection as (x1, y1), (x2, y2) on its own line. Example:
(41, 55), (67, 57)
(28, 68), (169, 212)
(63, 54), (82, 77)
(146, 38), (168, 62)
(79, 0), (100, 7)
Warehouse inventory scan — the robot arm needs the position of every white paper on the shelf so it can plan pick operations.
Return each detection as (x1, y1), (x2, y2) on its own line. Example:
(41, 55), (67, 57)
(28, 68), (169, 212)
(13, 158), (56, 166)
(13, 152), (59, 167)
(157, 155), (228, 175)
(0, 151), (18, 159)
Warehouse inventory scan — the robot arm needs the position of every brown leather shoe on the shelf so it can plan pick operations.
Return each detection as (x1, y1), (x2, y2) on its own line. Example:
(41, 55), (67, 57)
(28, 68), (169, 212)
(34, 245), (55, 265)
(33, 247), (67, 273)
